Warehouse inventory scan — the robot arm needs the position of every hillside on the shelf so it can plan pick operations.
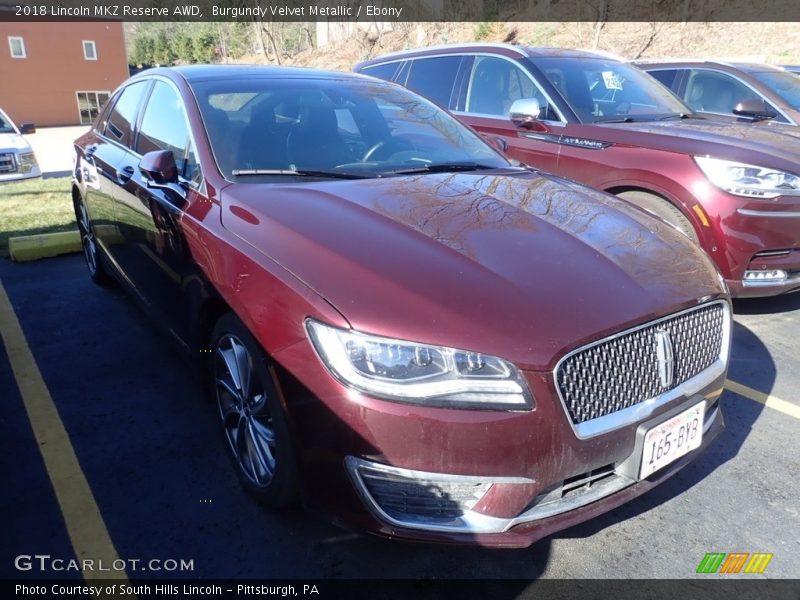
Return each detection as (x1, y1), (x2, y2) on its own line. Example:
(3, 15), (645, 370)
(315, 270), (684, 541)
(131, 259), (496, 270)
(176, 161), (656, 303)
(282, 22), (800, 70)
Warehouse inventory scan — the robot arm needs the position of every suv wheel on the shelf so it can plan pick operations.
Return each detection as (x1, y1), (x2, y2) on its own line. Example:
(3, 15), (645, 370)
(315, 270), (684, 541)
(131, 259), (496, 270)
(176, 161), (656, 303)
(617, 190), (699, 244)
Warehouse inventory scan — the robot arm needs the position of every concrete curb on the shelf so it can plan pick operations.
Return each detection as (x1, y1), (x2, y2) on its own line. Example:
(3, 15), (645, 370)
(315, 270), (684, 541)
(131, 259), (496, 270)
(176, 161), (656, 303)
(9, 230), (81, 262)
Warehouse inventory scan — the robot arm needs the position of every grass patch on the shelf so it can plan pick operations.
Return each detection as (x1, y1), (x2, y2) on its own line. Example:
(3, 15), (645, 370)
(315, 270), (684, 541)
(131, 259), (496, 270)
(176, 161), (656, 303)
(0, 177), (76, 257)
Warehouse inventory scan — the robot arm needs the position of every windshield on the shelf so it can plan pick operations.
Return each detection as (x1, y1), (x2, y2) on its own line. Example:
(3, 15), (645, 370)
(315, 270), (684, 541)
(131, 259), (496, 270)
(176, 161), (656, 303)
(534, 57), (690, 123)
(751, 71), (800, 111)
(0, 110), (16, 134)
(191, 77), (510, 181)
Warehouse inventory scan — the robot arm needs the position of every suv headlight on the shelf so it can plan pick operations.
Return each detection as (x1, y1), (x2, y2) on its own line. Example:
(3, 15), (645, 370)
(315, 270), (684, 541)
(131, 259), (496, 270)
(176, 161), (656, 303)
(305, 320), (531, 410)
(18, 152), (38, 173)
(695, 156), (800, 199)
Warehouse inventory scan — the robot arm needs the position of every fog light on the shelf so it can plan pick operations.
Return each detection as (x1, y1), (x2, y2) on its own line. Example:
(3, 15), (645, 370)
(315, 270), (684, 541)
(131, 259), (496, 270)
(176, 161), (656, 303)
(345, 456), (534, 533)
(744, 269), (787, 282)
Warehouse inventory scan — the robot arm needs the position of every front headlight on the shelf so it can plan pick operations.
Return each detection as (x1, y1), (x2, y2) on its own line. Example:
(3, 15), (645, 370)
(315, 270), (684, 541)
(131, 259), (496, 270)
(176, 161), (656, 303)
(305, 320), (531, 410)
(18, 152), (38, 173)
(695, 156), (800, 199)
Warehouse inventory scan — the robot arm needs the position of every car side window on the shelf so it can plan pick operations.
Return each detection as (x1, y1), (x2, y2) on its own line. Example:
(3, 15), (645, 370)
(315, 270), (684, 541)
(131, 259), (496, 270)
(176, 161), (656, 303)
(684, 70), (770, 116)
(405, 56), (462, 108)
(648, 69), (679, 90)
(360, 62), (401, 82)
(136, 81), (199, 185)
(104, 81), (149, 148)
(466, 56), (558, 120)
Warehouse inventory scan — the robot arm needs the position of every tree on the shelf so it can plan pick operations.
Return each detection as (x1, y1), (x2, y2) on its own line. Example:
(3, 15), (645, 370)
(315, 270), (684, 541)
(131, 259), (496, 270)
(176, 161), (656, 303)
(130, 34), (155, 66)
(192, 26), (218, 64)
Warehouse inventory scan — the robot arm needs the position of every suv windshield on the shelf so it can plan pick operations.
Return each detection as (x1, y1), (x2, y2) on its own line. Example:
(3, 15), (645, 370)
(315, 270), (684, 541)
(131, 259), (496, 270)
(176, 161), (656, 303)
(751, 70), (800, 111)
(0, 111), (16, 134)
(191, 78), (510, 181)
(535, 57), (690, 123)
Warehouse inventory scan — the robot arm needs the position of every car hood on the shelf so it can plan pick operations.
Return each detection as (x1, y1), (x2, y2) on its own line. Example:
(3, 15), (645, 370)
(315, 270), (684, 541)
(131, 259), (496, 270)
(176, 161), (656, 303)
(220, 171), (724, 370)
(598, 118), (800, 172)
(0, 133), (31, 152)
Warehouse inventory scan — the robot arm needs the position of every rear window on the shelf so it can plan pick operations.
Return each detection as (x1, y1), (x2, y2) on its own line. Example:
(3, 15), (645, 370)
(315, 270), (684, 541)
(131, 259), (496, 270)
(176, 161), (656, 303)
(406, 56), (462, 109)
(360, 62), (401, 82)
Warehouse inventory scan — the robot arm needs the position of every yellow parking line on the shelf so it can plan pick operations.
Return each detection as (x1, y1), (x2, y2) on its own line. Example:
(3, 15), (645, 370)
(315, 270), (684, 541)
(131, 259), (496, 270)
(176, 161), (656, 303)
(726, 379), (800, 420)
(0, 280), (128, 584)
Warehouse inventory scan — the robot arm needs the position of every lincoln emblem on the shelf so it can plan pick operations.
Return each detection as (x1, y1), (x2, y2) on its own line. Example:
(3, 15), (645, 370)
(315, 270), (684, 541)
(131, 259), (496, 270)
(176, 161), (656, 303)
(655, 330), (675, 388)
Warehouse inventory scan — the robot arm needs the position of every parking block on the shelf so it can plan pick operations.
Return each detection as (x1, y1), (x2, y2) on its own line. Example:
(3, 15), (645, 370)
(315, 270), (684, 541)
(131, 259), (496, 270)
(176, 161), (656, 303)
(8, 230), (81, 262)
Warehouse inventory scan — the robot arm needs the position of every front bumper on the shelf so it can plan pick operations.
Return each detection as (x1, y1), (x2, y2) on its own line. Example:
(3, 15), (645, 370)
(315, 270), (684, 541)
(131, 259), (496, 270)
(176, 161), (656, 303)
(273, 331), (727, 548)
(707, 195), (800, 297)
(345, 399), (723, 547)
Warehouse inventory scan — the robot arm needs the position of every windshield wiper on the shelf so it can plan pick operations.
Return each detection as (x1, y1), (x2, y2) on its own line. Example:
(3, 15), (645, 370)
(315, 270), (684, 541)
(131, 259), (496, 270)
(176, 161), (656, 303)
(231, 168), (371, 179)
(658, 113), (703, 120)
(595, 116), (638, 123)
(382, 162), (498, 175)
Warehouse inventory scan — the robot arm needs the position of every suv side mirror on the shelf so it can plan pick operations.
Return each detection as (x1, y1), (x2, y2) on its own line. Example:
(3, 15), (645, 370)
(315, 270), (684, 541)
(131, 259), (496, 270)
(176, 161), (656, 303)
(139, 150), (186, 202)
(733, 99), (777, 121)
(19, 123), (36, 134)
(509, 98), (542, 128)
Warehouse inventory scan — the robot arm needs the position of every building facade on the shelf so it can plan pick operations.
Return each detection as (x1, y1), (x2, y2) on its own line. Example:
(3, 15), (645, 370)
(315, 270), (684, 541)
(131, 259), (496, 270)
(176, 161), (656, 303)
(1, 22), (128, 127)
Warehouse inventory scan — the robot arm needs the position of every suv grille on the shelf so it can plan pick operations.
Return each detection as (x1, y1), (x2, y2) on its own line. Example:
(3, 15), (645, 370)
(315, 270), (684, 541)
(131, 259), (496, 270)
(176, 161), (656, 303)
(556, 302), (726, 425)
(0, 152), (16, 174)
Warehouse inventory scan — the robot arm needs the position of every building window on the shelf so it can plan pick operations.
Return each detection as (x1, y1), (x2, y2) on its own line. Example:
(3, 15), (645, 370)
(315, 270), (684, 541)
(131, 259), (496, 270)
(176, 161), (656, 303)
(83, 40), (97, 61)
(8, 36), (26, 59)
(76, 91), (110, 125)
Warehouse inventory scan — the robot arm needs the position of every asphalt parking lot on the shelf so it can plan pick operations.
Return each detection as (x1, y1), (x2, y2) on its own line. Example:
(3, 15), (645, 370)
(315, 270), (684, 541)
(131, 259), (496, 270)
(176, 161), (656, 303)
(0, 253), (799, 582)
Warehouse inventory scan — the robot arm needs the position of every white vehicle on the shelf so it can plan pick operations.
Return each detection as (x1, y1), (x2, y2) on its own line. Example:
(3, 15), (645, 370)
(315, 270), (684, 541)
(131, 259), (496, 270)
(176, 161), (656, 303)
(0, 107), (41, 183)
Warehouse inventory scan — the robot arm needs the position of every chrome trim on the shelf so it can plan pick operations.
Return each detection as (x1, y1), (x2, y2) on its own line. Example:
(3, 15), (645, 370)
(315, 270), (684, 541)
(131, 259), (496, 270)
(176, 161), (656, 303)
(345, 456), (534, 535)
(452, 110), (566, 128)
(655, 329), (675, 388)
(553, 300), (731, 440)
(737, 208), (800, 218)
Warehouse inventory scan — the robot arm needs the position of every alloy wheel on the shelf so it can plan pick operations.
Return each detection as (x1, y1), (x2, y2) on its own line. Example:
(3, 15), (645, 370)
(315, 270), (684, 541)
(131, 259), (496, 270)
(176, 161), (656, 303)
(214, 334), (278, 487)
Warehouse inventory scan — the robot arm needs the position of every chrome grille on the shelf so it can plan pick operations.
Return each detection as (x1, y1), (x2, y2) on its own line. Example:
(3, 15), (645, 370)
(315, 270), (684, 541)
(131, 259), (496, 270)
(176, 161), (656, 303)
(556, 303), (726, 425)
(0, 153), (16, 173)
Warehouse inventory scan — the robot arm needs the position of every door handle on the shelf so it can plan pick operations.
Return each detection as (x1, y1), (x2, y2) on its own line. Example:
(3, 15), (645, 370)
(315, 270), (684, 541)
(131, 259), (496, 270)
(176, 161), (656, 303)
(117, 165), (135, 184)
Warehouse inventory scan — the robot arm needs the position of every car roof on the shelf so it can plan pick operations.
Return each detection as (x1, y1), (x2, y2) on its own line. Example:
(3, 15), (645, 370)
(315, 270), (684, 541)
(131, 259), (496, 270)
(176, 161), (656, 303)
(362, 43), (622, 64)
(636, 59), (788, 74)
(135, 64), (379, 84)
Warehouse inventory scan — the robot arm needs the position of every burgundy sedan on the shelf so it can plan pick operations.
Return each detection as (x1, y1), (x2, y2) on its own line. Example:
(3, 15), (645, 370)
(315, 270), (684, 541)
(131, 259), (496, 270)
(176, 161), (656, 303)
(72, 66), (730, 547)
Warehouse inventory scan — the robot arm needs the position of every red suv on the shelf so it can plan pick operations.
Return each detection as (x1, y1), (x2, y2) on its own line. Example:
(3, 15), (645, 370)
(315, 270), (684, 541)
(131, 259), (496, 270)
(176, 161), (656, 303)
(356, 44), (800, 297)
(637, 61), (800, 126)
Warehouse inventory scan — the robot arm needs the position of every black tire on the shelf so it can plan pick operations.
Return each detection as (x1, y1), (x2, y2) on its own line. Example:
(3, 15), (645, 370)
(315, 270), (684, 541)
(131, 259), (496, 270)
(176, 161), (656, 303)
(617, 190), (699, 244)
(75, 196), (111, 285)
(209, 313), (299, 508)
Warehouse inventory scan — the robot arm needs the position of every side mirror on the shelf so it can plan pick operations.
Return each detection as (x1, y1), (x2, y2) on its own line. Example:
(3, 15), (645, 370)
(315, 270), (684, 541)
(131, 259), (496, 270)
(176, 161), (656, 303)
(19, 123), (36, 134)
(509, 98), (542, 129)
(139, 150), (186, 202)
(732, 99), (777, 121)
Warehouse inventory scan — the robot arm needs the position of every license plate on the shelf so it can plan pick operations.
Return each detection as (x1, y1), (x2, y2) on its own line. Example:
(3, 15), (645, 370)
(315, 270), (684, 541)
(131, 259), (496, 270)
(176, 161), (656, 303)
(639, 402), (705, 479)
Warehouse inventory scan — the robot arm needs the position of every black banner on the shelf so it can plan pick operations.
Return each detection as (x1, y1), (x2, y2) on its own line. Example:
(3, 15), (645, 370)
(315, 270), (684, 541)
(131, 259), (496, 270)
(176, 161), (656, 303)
(4, 0), (800, 22)
(4, 579), (800, 600)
